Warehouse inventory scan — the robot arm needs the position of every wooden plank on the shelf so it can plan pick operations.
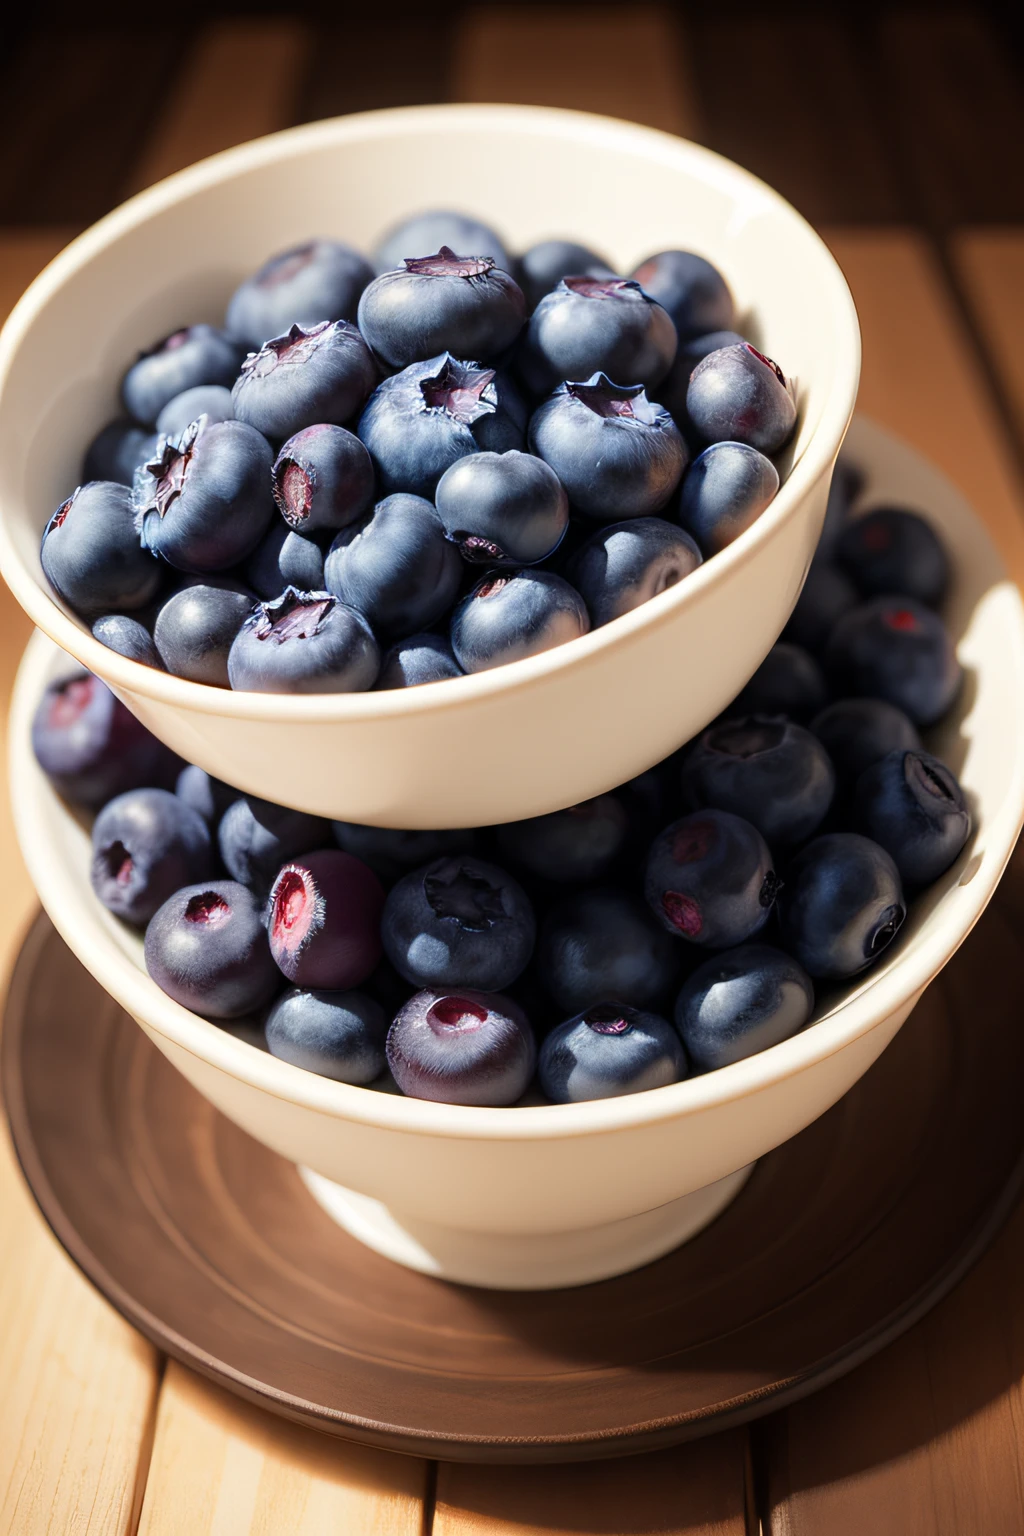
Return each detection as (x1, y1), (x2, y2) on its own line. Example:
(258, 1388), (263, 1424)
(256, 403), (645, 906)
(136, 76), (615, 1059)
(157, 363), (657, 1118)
(0, 228), (80, 324)
(952, 228), (1024, 443)
(136, 1363), (426, 1536)
(299, 15), (454, 121)
(434, 1434), (752, 1536)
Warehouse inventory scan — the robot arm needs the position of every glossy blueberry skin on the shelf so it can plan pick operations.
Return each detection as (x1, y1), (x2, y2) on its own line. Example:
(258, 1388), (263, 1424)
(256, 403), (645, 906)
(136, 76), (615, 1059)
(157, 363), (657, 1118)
(824, 598), (962, 726)
(853, 749), (971, 887)
(91, 613), (163, 668)
(231, 322), (377, 442)
(227, 588), (380, 694)
(325, 494), (462, 641)
(782, 559), (859, 654)
(645, 809), (778, 947)
(373, 210), (511, 275)
(155, 385), (234, 439)
(382, 855), (535, 992)
(121, 325), (242, 426)
(536, 886), (684, 1014)
(271, 423), (374, 535)
(357, 353), (526, 498)
(358, 248), (526, 370)
(539, 1004), (686, 1103)
(154, 580), (254, 686)
(242, 520), (325, 600)
(529, 374), (687, 521)
(217, 794), (329, 892)
(144, 879), (280, 1018)
(91, 787), (213, 926)
(496, 795), (629, 883)
(31, 671), (175, 808)
(42, 481), (161, 616)
(83, 421), (158, 486)
(386, 987), (535, 1107)
(837, 507), (950, 607)
(175, 764), (236, 825)
(652, 330), (747, 426)
(675, 944), (814, 1071)
(226, 240), (374, 350)
(435, 450), (568, 566)
(375, 633), (463, 689)
(450, 569), (589, 673)
(567, 517), (701, 627)
(516, 239), (614, 310)
(519, 277), (677, 396)
(681, 716), (836, 848)
(331, 823), (476, 885)
(810, 698), (921, 790)
(267, 849), (384, 989)
(133, 418), (274, 573)
(678, 441), (780, 555)
(265, 987), (387, 1083)
(630, 250), (735, 339)
(686, 344), (796, 454)
(778, 832), (906, 979)
(728, 642), (828, 724)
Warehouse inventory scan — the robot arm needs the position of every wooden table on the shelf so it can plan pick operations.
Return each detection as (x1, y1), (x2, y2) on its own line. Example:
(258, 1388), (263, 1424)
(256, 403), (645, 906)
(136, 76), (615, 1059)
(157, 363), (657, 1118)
(2, 9), (1024, 1532)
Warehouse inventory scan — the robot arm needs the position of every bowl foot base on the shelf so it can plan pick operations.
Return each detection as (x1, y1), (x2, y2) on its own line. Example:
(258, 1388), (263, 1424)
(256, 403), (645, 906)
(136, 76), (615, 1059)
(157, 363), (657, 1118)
(296, 1163), (755, 1289)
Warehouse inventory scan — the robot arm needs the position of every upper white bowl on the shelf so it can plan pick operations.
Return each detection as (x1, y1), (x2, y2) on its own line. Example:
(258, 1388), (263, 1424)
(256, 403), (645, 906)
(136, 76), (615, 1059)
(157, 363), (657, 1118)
(0, 105), (859, 828)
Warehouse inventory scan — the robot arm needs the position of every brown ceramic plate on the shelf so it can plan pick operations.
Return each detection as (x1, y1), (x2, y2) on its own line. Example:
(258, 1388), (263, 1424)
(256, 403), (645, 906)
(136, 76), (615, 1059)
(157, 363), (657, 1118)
(4, 893), (1024, 1464)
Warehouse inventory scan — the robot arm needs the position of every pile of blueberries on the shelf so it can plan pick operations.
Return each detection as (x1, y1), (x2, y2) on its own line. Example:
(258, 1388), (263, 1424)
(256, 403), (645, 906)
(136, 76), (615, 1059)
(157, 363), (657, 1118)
(31, 463), (972, 1107)
(40, 210), (797, 693)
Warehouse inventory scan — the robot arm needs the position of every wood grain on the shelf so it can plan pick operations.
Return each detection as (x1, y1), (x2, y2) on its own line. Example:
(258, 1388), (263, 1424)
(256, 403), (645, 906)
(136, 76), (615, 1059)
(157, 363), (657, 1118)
(952, 230), (1024, 443)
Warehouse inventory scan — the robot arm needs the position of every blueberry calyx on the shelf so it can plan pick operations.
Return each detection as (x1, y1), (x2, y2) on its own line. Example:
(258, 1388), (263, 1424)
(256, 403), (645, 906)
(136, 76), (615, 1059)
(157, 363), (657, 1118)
(403, 246), (495, 279)
(424, 864), (507, 929)
(759, 870), (783, 908)
(47, 674), (94, 727)
(241, 322), (329, 379)
(257, 244), (318, 289)
(426, 995), (489, 1031)
(138, 417), (205, 520)
(475, 574), (512, 599)
(884, 606), (922, 634)
(584, 1004), (634, 1035)
(562, 276), (641, 301)
(252, 588), (333, 645)
(454, 532), (505, 562)
(102, 840), (134, 885)
(566, 374), (658, 423)
(419, 355), (497, 424)
(868, 902), (905, 956)
(48, 494), (75, 533)
(663, 891), (702, 936)
(707, 717), (787, 759)
(671, 820), (715, 864)
(184, 890), (230, 926)
(746, 344), (789, 389)
(908, 752), (956, 803)
(269, 865), (322, 954)
(275, 459), (315, 522)
(140, 328), (190, 361)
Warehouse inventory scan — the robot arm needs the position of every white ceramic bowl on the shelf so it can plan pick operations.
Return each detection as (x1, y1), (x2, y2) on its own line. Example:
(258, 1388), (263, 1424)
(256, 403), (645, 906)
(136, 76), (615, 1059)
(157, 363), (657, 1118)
(0, 105), (859, 829)
(12, 420), (1024, 1289)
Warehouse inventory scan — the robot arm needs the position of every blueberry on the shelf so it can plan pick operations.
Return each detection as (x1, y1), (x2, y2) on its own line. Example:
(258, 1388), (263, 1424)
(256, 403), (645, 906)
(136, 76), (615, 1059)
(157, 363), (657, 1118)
(271, 423), (375, 535)
(265, 987), (387, 1083)
(154, 579), (254, 686)
(83, 421), (159, 486)
(816, 455), (865, 560)
(133, 418), (274, 573)
(686, 344), (796, 454)
(782, 560), (859, 653)
(681, 716), (835, 848)
(144, 880), (280, 1018)
(382, 855), (535, 992)
(450, 569), (589, 673)
(536, 887), (684, 1014)
(357, 352), (526, 498)
(91, 613), (162, 668)
(516, 239), (614, 310)
(675, 944), (814, 1071)
(175, 764), (236, 825)
(809, 698), (921, 790)
(652, 330), (747, 426)
(645, 810), (778, 947)
(226, 240), (374, 350)
(778, 832), (906, 979)
(837, 507), (951, 607)
(387, 987), (535, 1107)
(374, 633), (463, 689)
(155, 385), (234, 439)
(324, 494), (461, 642)
(358, 247), (526, 370)
(539, 1003), (685, 1103)
(519, 277), (677, 397)
(217, 794), (330, 892)
(435, 449), (568, 566)
(496, 795), (629, 883)
(122, 325), (243, 426)
(853, 749), (971, 887)
(529, 374), (687, 521)
(227, 588), (379, 694)
(567, 517), (701, 627)
(331, 823), (476, 884)
(231, 321), (377, 442)
(267, 849), (385, 989)
(91, 786), (212, 926)
(678, 441), (780, 555)
(41, 481), (161, 616)
(728, 642), (828, 723)
(629, 250), (735, 339)
(824, 598), (961, 726)
(242, 520), (325, 600)
(373, 210), (511, 275)
(31, 670), (175, 808)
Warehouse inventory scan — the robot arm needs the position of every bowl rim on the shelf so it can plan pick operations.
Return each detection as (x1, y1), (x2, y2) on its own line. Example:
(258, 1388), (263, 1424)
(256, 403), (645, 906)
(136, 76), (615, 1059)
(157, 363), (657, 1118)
(0, 102), (861, 722)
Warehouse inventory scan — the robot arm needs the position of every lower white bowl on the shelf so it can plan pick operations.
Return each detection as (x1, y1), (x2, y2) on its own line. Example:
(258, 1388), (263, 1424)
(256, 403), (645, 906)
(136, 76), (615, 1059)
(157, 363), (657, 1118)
(10, 419), (1024, 1289)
